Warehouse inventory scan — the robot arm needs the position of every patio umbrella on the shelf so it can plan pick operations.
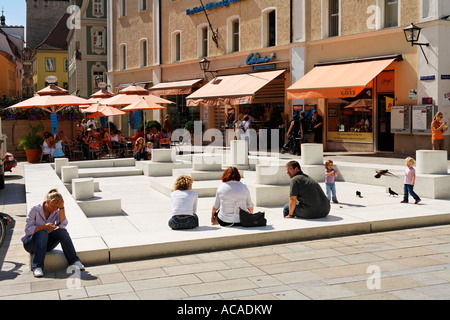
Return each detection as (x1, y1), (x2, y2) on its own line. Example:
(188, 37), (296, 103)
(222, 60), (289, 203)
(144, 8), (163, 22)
(80, 88), (115, 110)
(121, 97), (166, 137)
(101, 84), (174, 107)
(86, 105), (127, 118)
(344, 99), (372, 110)
(7, 84), (93, 113)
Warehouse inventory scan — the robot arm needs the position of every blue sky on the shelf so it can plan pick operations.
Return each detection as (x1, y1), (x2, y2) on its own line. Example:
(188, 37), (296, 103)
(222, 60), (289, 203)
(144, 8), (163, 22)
(0, 0), (26, 27)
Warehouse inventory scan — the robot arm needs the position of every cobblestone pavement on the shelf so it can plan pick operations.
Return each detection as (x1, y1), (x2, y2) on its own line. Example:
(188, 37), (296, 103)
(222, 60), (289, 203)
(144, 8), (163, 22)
(1, 162), (449, 300)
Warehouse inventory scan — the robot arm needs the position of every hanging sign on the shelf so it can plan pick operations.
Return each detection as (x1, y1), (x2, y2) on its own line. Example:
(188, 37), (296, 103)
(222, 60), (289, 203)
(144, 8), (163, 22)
(186, 0), (244, 15)
(51, 113), (59, 134)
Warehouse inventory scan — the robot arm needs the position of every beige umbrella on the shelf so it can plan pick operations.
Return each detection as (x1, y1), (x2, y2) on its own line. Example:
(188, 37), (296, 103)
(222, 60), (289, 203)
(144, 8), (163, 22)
(86, 105), (127, 118)
(101, 84), (174, 107)
(344, 99), (372, 110)
(7, 84), (93, 113)
(122, 98), (166, 137)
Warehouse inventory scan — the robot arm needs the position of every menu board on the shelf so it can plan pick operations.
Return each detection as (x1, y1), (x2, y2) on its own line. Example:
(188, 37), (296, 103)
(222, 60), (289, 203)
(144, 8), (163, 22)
(391, 106), (411, 134)
(412, 105), (437, 134)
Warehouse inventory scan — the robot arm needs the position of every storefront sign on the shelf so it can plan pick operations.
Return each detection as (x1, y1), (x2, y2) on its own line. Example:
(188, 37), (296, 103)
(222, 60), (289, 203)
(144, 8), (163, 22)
(441, 75), (450, 80)
(246, 53), (276, 70)
(186, 0), (244, 15)
(328, 132), (373, 143)
(420, 75), (435, 81)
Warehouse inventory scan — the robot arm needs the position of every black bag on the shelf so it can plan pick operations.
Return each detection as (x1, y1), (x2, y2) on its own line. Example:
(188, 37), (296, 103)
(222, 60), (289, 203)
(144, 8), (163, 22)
(239, 208), (267, 227)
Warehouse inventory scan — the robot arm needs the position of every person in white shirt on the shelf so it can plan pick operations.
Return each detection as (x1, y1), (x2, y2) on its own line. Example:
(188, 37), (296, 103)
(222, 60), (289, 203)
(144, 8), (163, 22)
(211, 167), (254, 226)
(169, 175), (199, 230)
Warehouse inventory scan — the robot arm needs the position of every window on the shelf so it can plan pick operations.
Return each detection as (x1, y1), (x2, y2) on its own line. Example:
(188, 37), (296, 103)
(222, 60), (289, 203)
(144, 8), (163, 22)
(198, 25), (208, 58)
(328, 0), (339, 37)
(421, 0), (437, 21)
(93, 31), (104, 49)
(93, 71), (105, 87)
(262, 9), (276, 48)
(120, 0), (126, 17)
(45, 58), (56, 72)
(226, 17), (240, 53)
(63, 59), (68, 72)
(119, 44), (127, 70)
(93, 0), (104, 16)
(139, 0), (147, 12)
(384, 0), (399, 28)
(140, 39), (148, 67)
(172, 31), (181, 62)
(231, 18), (240, 53)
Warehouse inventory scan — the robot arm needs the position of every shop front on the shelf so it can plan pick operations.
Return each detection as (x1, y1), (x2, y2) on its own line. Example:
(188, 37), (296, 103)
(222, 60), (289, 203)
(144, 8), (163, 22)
(287, 54), (402, 152)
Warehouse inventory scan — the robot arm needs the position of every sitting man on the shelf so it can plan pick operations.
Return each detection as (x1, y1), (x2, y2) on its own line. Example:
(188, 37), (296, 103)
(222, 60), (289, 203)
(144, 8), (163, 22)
(284, 160), (330, 219)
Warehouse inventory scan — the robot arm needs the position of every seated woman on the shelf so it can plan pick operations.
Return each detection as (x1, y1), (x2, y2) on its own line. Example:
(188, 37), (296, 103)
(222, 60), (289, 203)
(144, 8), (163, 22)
(211, 167), (254, 226)
(169, 175), (199, 230)
(42, 132), (56, 161)
(22, 189), (85, 277)
(53, 135), (65, 158)
(133, 137), (148, 161)
(110, 129), (126, 157)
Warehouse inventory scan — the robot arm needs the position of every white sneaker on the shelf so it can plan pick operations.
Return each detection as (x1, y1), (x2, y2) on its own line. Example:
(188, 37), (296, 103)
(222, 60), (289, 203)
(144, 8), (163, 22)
(33, 267), (44, 278)
(72, 260), (85, 271)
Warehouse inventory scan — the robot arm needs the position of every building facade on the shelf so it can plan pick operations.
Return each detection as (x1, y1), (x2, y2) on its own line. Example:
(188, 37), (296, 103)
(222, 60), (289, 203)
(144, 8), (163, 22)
(106, 0), (450, 154)
(67, 0), (108, 98)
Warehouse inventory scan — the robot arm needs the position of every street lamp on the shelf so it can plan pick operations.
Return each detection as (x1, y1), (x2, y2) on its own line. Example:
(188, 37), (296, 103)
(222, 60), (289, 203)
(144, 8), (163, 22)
(403, 23), (430, 64)
(199, 58), (218, 78)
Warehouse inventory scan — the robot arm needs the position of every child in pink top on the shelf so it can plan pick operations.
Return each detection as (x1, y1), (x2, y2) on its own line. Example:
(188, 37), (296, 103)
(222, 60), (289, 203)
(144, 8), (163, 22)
(401, 157), (421, 204)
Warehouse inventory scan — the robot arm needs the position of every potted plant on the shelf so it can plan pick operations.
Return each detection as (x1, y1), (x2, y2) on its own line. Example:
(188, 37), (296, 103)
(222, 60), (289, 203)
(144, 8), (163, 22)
(18, 123), (45, 163)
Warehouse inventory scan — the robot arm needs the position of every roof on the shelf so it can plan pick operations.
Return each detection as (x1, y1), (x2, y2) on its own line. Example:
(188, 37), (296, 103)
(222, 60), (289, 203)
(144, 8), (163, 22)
(35, 12), (69, 51)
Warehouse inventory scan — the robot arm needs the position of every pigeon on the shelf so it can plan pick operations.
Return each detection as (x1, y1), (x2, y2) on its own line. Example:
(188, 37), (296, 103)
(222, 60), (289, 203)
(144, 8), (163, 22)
(356, 191), (363, 198)
(388, 188), (398, 197)
(374, 169), (397, 179)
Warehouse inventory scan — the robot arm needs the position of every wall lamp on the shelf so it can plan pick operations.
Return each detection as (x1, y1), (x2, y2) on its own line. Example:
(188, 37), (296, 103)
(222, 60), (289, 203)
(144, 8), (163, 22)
(199, 58), (218, 78)
(403, 23), (430, 64)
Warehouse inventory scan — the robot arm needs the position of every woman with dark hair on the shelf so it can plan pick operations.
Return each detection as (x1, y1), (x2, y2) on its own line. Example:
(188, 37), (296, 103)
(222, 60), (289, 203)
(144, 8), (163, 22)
(211, 167), (254, 226)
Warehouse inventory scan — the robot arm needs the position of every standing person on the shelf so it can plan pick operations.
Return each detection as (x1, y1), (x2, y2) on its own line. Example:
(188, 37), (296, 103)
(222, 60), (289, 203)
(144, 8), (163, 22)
(286, 114), (302, 156)
(401, 157), (421, 204)
(211, 167), (254, 227)
(312, 110), (324, 144)
(431, 112), (448, 150)
(300, 111), (311, 144)
(239, 115), (251, 145)
(22, 189), (84, 277)
(324, 160), (338, 203)
(169, 176), (199, 230)
(283, 160), (330, 219)
(162, 115), (172, 139)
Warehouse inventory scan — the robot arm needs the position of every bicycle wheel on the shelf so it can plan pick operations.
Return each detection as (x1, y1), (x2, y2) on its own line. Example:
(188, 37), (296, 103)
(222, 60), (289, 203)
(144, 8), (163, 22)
(0, 217), (5, 248)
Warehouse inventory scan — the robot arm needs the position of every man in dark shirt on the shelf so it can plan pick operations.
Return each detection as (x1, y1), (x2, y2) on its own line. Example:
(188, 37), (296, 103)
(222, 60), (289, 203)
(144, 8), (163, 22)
(284, 160), (330, 219)
(312, 110), (324, 143)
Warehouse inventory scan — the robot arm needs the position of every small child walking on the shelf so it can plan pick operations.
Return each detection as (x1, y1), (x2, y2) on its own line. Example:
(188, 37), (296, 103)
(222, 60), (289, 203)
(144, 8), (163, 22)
(401, 157), (421, 204)
(325, 160), (338, 203)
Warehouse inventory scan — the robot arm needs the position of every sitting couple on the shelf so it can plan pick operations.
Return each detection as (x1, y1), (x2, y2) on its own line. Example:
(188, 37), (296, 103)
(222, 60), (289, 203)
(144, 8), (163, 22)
(169, 167), (254, 230)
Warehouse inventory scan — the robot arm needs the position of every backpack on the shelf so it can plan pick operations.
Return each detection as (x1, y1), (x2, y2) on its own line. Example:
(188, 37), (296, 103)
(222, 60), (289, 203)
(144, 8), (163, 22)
(305, 118), (314, 133)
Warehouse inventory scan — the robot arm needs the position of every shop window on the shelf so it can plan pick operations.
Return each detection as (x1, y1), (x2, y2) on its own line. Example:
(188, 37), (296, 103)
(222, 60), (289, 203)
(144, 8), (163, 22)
(327, 89), (374, 143)
(262, 8), (276, 48)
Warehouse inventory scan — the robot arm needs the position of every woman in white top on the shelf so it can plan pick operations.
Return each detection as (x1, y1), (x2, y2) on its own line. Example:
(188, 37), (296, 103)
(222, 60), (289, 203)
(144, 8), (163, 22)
(169, 175), (199, 230)
(211, 167), (254, 226)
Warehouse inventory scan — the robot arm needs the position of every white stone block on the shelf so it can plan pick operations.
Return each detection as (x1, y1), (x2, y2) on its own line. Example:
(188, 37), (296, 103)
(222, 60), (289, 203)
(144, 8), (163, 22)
(416, 150), (448, 174)
(54, 158), (69, 175)
(192, 154), (222, 171)
(301, 144), (323, 165)
(152, 149), (176, 162)
(256, 164), (290, 185)
(61, 166), (78, 183)
(72, 178), (95, 200)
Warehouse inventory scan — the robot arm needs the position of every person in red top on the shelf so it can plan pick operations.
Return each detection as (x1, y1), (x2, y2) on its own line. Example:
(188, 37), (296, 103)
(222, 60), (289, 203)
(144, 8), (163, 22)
(431, 112), (448, 150)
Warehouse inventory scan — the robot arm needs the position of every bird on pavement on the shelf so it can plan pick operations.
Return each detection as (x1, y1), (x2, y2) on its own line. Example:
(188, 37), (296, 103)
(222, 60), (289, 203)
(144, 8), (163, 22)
(388, 188), (398, 197)
(356, 191), (363, 198)
(374, 169), (397, 179)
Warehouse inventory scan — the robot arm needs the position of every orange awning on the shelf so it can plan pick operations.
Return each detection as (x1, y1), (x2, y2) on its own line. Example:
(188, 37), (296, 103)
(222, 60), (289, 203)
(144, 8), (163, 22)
(287, 58), (396, 100)
(186, 70), (286, 107)
(148, 79), (204, 96)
